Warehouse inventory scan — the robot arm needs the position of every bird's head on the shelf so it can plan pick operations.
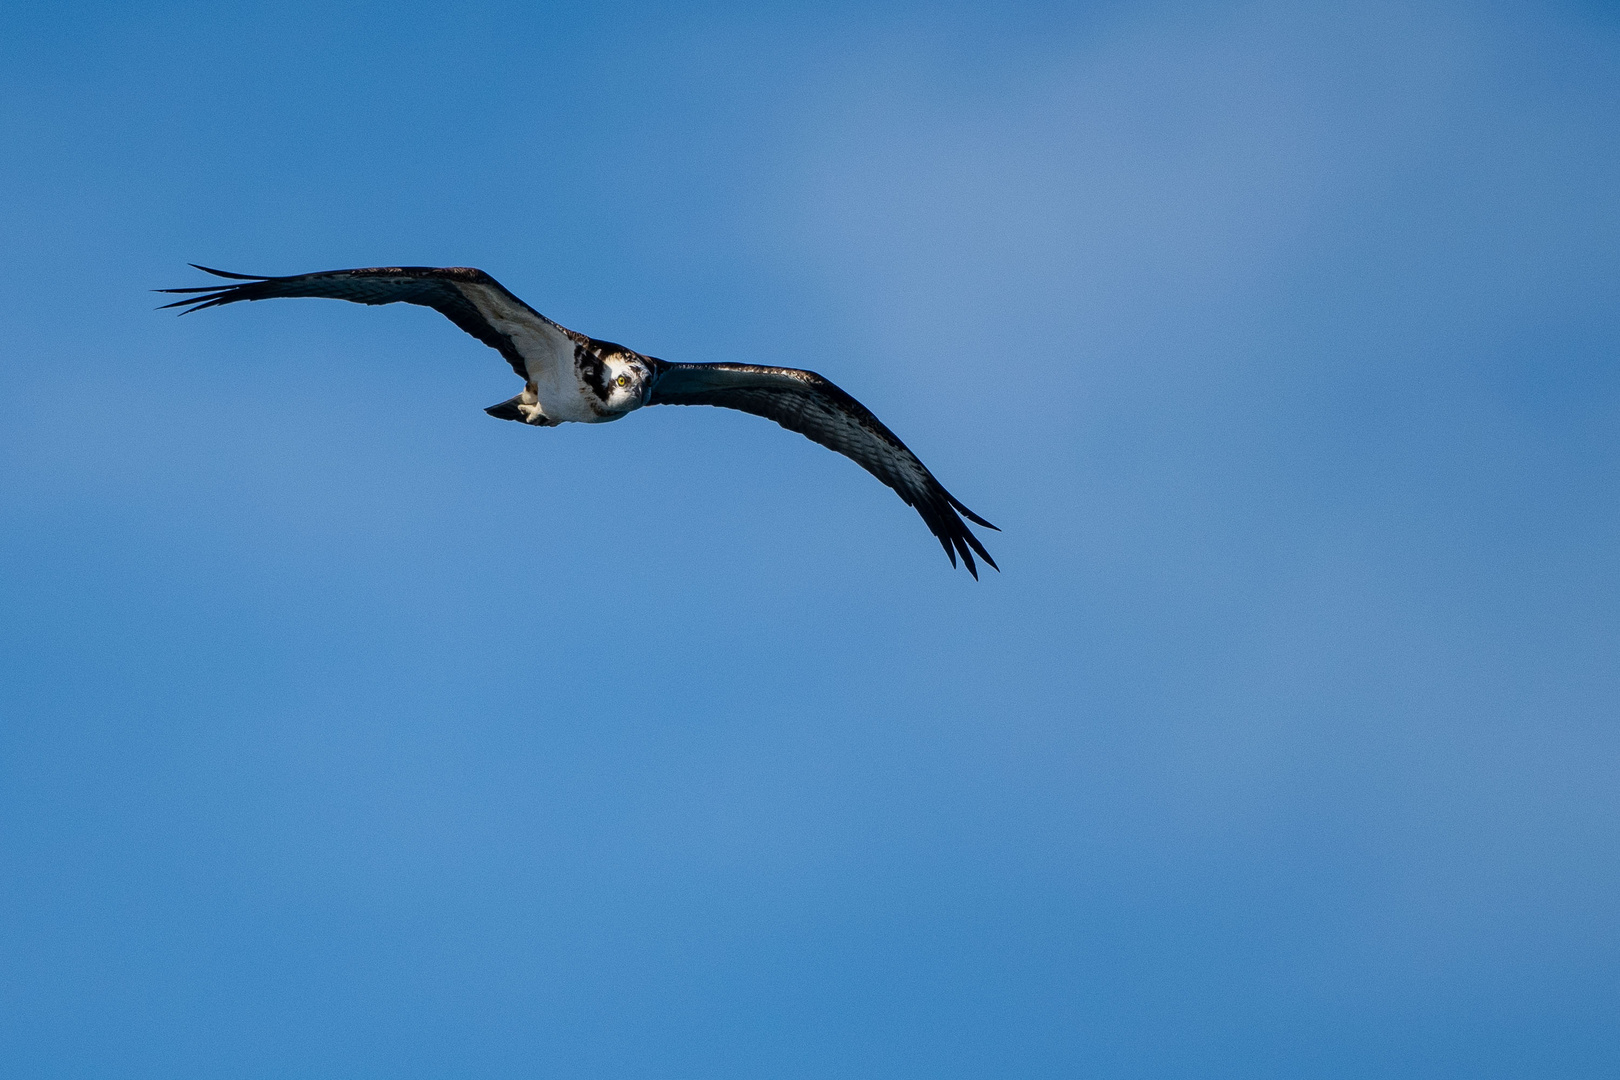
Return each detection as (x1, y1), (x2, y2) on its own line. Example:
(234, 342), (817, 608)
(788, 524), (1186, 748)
(583, 344), (656, 419)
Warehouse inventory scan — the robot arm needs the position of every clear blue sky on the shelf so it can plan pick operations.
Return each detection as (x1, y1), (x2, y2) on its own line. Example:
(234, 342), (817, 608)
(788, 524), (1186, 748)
(2, 1), (1618, 1076)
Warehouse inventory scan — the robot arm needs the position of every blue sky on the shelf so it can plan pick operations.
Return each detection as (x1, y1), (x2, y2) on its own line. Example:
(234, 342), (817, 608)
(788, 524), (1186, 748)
(2, 1), (1618, 1076)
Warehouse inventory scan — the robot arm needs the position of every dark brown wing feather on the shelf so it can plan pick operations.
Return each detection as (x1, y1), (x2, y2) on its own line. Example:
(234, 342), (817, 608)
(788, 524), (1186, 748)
(648, 362), (997, 577)
(157, 265), (532, 377)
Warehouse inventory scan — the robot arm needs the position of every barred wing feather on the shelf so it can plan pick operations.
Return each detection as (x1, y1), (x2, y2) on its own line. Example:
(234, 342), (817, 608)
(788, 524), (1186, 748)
(649, 362), (997, 577)
(158, 265), (552, 378)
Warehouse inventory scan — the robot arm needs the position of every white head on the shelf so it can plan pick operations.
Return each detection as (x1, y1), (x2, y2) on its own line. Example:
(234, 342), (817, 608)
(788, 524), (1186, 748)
(584, 346), (655, 419)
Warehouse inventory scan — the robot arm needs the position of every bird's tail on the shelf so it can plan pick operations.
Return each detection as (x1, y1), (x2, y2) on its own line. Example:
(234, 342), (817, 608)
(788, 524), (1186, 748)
(484, 395), (525, 421)
(484, 395), (557, 426)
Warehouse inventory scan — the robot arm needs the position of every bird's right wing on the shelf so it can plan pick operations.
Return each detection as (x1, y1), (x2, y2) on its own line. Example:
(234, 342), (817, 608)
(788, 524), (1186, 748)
(158, 265), (575, 380)
(648, 362), (997, 576)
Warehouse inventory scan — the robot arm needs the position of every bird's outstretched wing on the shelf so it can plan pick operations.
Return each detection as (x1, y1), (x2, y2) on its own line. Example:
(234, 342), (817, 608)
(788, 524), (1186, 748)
(649, 362), (998, 577)
(157, 265), (569, 379)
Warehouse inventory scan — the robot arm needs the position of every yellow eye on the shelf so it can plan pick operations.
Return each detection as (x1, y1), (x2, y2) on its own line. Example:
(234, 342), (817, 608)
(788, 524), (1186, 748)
(615, 375), (630, 388)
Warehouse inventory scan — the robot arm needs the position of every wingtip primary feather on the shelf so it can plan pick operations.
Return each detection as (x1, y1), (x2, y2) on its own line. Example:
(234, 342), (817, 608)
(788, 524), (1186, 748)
(156, 292), (232, 314)
(955, 530), (983, 579)
(960, 541), (981, 580)
(957, 517), (998, 573)
(930, 494), (998, 578)
(190, 264), (269, 281)
(949, 494), (999, 532)
(155, 265), (266, 313)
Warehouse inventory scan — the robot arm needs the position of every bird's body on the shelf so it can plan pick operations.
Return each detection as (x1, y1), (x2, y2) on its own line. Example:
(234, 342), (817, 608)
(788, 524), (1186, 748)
(160, 265), (998, 576)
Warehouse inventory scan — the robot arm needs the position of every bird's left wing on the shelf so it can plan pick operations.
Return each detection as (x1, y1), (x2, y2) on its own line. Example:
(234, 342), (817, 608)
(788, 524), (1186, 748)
(648, 362), (998, 577)
(158, 265), (573, 380)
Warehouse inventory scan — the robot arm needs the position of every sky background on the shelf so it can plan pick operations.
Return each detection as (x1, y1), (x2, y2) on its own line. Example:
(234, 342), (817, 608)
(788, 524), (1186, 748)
(2, 1), (1618, 1076)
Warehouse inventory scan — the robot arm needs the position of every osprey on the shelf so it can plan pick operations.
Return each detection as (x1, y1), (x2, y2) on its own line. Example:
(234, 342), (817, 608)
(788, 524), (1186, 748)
(160, 265), (998, 576)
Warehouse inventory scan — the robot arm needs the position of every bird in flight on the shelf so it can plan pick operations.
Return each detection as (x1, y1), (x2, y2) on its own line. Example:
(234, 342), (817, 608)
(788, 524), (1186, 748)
(160, 265), (998, 576)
